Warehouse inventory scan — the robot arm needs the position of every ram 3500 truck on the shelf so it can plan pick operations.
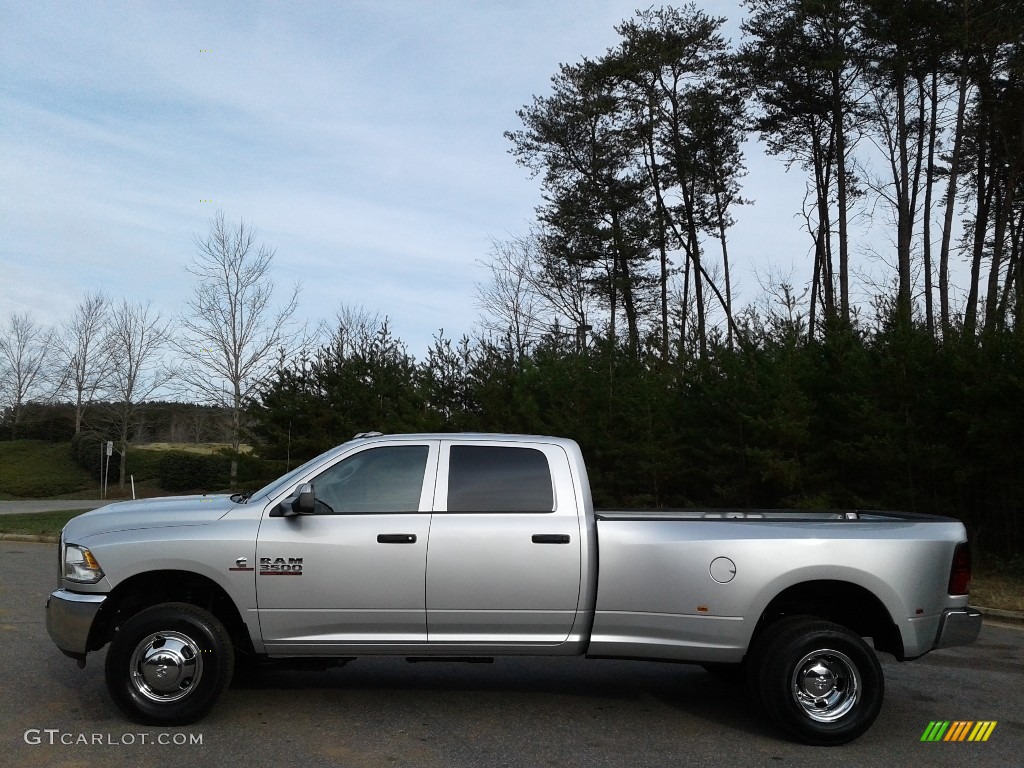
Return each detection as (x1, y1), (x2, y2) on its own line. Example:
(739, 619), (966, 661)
(47, 433), (981, 745)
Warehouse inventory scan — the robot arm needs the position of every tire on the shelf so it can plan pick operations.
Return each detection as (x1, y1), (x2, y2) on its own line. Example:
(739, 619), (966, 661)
(105, 602), (234, 725)
(752, 616), (883, 746)
(700, 662), (746, 683)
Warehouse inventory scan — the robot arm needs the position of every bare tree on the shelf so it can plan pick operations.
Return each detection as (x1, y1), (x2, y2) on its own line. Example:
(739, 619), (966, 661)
(329, 303), (383, 358)
(531, 232), (595, 340)
(0, 311), (54, 438)
(476, 236), (543, 359)
(107, 300), (172, 488)
(477, 233), (599, 356)
(56, 291), (111, 434)
(177, 211), (300, 484)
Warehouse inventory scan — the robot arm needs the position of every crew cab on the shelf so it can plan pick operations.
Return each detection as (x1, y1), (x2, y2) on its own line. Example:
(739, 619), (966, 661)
(47, 433), (982, 745)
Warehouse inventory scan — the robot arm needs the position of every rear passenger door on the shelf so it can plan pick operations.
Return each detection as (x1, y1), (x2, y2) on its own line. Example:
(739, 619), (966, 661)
(425, 439), (583, 645)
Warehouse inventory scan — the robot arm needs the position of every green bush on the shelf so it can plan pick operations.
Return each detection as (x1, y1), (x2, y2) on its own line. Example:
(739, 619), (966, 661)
(0, 441), (94, 497)
(216, 448), (286, 487)
(70, 433), (104, 480)
(157, 451), (231, 492)
(127, 448), (164, 481)
(0, 403), (76, 441)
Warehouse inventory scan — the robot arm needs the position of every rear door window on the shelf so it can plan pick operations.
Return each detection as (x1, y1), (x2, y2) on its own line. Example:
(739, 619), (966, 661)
(446, 445), (554, 512)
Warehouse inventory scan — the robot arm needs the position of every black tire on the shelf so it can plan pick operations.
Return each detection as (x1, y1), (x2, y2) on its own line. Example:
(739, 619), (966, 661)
(104, 602), (234, 725)
(752, 616), (883, 746)
(701, 662), (747, 683)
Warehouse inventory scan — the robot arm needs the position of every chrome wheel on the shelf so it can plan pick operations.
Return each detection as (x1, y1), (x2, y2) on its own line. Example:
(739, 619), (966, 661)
(753, 616), (883, 745)
(790, 648), (859, 722)
(107, 602), (233, 725)
(128, 630), (204, 703)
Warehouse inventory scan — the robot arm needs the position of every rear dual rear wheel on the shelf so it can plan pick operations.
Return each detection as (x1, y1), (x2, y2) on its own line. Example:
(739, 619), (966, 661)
(750, 616), (884, 746)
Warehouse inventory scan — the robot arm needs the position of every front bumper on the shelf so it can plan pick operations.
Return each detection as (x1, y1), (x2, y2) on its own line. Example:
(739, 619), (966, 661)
(935, 606), (983, 649)
(46, 589), (106, 660)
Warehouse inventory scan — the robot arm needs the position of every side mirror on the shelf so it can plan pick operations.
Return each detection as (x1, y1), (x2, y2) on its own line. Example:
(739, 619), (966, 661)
(295, 483), (315, 513)
(270, 483), (316, 517)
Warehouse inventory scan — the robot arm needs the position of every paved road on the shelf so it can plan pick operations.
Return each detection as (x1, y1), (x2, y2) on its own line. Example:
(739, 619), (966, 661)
(0, 500), (107, 515)
(1, 541), (1020, 767)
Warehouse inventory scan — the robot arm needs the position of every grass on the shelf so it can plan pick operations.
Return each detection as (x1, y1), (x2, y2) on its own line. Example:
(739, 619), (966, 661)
(134, 442), (251, 454)
(971, 574), (1024, 613)
(0, 440), (95, 497)
(0, 439), (229, 498)
(972, 556), (1024, 613)
(0, 510), (88, 536)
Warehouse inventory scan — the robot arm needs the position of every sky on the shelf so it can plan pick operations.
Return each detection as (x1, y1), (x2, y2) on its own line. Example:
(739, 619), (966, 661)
(1, 1), (824, 357)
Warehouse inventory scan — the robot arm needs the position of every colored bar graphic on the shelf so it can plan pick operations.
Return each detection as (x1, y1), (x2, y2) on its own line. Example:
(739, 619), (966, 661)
(945, 721), (972, 741)
(968, 722), (997, 742)
(920, 721), (996, 742)
(921, 721), (949, 741)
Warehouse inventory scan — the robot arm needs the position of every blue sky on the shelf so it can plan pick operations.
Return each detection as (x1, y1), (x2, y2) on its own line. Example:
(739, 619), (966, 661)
(2, 1), (823, 356)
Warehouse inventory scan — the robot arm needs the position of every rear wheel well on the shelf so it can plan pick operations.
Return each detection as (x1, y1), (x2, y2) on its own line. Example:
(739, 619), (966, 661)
(752, 580), (903, 659)
(89, 571), (254, 658)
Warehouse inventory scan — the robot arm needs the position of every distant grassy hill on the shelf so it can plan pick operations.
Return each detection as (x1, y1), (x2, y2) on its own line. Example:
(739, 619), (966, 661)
(0, 440), (95, 498)
(0, 440), (269, 499)
(134, 442), (251, 455)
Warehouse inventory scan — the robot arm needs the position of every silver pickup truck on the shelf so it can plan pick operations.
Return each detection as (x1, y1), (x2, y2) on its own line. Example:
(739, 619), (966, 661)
(47, 433), (981, 745)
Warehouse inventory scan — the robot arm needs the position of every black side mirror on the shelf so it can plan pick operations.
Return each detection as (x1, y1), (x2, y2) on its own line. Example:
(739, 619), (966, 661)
(270, 483), (316, 517)
(295, 483), (315, 513)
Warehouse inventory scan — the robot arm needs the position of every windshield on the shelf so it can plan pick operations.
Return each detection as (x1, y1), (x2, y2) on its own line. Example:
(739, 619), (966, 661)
(246, 442), (353, 503)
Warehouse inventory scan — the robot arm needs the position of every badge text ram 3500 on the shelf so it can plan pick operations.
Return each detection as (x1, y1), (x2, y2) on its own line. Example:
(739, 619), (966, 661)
(47, 433), (982, 745)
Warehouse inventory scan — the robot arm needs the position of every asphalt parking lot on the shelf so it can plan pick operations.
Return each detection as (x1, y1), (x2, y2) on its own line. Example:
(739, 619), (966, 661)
(1, 540), (1020, 767)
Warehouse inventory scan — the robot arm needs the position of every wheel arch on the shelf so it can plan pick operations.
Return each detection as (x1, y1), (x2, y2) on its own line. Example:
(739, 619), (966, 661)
(88, 570), (254, 657)
(750, 579), (903, 659)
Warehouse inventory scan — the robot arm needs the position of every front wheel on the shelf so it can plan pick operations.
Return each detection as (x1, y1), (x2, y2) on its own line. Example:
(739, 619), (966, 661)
(105, 602), (234, 725)
(753, 617), (883, 746)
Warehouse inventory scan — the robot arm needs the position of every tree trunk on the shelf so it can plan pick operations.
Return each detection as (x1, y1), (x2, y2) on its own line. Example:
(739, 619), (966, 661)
(985, 185), (1005, 331)
(895, 77), (914, 329)
(643, 97), (671, 360)
(940, 64), (969, 334)
(714, 184), (734, 348)
(118, 420), (129, 490)
(965, 129), (993, 337)
(685, 190), (707, 360)
(922, 71), (939, 337)
(610, 208), (640, 352)
(833, 69), (850, 325)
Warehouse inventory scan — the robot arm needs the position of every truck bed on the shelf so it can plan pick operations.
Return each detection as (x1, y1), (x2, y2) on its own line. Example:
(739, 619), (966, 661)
(588, 508), (969, 663)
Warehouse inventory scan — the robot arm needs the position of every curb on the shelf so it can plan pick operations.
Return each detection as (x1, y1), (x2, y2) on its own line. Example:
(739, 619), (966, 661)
(0, 533), (59, 543)
(976, 606), (1024, 625)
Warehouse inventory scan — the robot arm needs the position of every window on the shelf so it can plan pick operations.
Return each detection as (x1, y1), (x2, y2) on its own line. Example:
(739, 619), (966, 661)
(311, 445), (428, 514)
(446, 445), (554, 512)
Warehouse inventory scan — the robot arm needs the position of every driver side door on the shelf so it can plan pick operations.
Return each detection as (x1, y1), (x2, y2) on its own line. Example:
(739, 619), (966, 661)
(256, 440), (438, 654)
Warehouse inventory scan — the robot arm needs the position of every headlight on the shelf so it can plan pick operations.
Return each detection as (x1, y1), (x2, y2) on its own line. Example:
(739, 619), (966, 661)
(63, 544), (104, 583)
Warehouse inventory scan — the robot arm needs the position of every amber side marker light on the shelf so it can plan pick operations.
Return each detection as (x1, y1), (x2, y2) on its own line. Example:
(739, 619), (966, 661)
(948, 542), (972, 596)
(83, 549), (101, 570)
